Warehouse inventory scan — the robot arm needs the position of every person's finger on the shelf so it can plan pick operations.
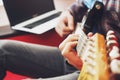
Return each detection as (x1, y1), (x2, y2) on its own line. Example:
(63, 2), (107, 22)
(59, 21), (73, 32)
(56, 23), (72, 37)
(67, 11), (74, 31)
(87, 32), (93, 38)
(59, 34), (79, 50)
(62, 41), (83, 70)
(65, 34), (79, 41)
(62, 41), (78, 55)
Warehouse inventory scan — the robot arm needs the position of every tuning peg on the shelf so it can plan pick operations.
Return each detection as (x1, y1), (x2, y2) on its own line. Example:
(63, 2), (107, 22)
(109, 46), (120, 60)
(110, 59), (120, 74)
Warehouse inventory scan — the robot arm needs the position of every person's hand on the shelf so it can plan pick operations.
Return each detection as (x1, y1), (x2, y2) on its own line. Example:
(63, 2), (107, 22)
(55, 10), (75, 37)
(59, 32), (93, 70)
(59, 34), (83, 70)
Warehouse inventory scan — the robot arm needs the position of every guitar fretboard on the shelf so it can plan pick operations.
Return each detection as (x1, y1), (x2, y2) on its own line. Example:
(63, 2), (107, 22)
(74, 23), (88, 58)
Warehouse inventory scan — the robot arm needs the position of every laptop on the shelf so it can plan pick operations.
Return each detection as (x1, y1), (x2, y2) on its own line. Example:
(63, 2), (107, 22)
(2, 0), (61, 34)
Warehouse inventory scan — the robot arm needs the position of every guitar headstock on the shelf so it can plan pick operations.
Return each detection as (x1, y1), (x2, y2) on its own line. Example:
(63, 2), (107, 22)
(77, 30), (120, 80)
(77, 33), (110, 80)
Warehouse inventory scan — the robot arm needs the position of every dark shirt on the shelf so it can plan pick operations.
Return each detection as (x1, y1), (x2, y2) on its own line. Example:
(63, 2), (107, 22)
(68, 0), (120, 46)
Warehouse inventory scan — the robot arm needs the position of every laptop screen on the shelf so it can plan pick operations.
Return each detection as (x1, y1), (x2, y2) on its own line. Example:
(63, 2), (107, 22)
(3, 0), (55, 26)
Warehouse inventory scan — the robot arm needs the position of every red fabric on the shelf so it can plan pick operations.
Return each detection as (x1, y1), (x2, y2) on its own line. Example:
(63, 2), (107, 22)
(1, 29), (65, 80)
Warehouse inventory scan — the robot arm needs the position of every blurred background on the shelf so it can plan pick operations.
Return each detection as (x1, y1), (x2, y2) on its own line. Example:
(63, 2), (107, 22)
(54, 0), (75, 11)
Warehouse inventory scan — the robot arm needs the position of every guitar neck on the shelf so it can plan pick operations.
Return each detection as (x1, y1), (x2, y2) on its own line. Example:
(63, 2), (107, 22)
(74, 23), (87, 57)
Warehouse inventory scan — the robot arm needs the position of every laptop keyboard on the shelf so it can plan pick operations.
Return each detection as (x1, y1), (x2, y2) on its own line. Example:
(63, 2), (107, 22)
(24, 12), (61, 29)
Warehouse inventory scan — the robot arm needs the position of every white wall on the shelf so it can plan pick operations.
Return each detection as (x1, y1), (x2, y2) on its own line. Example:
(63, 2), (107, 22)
(0, 0), (3, 5)
(54, 0), (75, 11)
(0, 1), (14, 36)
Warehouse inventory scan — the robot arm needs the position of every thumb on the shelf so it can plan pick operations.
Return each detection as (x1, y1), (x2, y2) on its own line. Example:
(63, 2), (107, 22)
(67, 11), (74, 31)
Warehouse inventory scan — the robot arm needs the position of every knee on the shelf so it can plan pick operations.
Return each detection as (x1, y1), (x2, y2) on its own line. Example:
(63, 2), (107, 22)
(0, 40), (14, 50)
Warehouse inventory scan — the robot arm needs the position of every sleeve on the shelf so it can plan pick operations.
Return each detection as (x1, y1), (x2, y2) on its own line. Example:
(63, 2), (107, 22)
(68, 0), (88, 22)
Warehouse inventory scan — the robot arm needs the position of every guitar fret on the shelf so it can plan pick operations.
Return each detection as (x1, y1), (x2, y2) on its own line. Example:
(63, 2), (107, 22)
(74, 23), (88, 57)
